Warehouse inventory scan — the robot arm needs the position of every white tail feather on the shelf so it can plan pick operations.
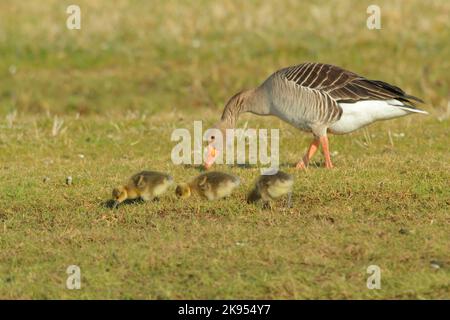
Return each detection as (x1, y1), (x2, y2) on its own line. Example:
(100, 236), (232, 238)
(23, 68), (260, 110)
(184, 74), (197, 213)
(330, 100), (427, 134)
(397, 106), (428, 114)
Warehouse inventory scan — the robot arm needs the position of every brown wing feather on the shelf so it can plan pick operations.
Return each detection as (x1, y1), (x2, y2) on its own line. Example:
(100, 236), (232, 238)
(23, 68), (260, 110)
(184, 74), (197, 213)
(282, 63), (423, 105)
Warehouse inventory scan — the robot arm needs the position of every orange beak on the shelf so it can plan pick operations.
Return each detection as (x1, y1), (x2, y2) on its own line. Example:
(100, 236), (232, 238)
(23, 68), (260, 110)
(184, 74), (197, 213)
(204, 144), (218, 170)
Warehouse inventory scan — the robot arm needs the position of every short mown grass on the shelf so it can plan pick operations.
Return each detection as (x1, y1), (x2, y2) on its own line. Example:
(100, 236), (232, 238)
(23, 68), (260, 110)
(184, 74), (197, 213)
(0, 0), (449, 299)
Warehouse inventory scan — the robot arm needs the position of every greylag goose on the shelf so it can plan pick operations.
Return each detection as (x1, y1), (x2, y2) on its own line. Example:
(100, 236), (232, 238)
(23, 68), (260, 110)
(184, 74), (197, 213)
(175, 171), (240, 200)
(205, 62), (427, 169)
(112, 171), (173, 208)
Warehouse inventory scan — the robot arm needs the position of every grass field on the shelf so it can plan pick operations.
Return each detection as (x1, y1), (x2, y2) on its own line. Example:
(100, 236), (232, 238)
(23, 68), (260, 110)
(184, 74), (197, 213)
(0, 0), (449, 299)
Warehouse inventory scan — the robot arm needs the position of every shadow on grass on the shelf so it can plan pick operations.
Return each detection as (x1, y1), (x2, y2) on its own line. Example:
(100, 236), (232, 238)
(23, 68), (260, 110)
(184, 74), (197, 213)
(101, 198), (155, 209)
(181, 164), (206, 172)
(178, 162), (326, 172)
(280, 161), (324, 169)
(180, 163), (257, 172)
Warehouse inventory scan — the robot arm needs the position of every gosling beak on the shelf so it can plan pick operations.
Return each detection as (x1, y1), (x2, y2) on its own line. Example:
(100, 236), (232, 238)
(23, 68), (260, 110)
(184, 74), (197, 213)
(112, 200), (120, 209)
(204, 143), (218, 170)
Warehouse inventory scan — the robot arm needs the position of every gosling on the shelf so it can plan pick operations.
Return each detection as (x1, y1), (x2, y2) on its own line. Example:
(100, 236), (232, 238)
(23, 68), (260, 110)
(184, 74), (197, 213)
(112, 171), (173, 208)
(247, 170), (294, 208)
(175, 171), (240, 201)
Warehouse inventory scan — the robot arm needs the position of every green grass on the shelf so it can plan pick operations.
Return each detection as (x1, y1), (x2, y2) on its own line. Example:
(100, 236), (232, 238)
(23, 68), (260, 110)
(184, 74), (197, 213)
(0, 0), (449, 299)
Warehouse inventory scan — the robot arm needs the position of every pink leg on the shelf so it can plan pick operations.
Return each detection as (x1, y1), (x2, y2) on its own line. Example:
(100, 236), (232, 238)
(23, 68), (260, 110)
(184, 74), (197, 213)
(296, 138), (320, 169)
(320, 136), (333, 169)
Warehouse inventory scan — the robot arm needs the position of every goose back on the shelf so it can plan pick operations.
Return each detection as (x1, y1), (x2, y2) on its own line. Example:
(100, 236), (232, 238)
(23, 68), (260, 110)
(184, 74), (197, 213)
(262, 62), (424, 134)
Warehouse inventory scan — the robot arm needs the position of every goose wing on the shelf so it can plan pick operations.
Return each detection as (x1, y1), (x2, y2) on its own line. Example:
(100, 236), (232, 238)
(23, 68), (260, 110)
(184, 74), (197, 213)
(282, 63), (423, 106)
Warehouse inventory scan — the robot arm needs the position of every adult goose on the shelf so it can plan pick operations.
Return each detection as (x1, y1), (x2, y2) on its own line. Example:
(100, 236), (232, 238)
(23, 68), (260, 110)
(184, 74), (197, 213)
(205, 62), (427, 169)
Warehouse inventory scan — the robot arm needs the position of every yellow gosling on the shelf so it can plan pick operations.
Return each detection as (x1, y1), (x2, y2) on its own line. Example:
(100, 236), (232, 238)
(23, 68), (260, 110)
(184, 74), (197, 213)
(247, 171), (294, 208)
(175, 171), (240, 201)
(112, 171), (173, 208)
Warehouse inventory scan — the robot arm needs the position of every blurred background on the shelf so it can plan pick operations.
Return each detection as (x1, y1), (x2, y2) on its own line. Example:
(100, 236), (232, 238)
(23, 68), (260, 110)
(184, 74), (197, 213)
(1, 0), (449, 116)
(1, 1), (449, 299)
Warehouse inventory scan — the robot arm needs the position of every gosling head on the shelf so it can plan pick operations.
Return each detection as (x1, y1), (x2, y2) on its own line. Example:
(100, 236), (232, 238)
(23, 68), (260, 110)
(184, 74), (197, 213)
(112, 186), (128, 208)
(175, 183), (191, 199)
(247, 188), (261, 204)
